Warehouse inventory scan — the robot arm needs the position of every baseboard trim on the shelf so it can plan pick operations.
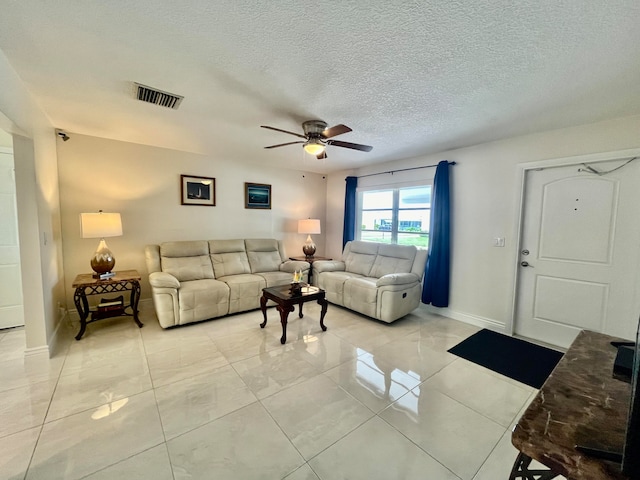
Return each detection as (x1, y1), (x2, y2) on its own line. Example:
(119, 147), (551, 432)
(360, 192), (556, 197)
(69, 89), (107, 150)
(425, 305), (506, 333)
(24, 344), (50, 357)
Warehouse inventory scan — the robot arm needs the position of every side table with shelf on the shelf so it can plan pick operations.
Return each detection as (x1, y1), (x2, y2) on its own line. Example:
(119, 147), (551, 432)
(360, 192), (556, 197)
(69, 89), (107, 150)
(72, 269), (143, 340)
(289, 256), (332, 285)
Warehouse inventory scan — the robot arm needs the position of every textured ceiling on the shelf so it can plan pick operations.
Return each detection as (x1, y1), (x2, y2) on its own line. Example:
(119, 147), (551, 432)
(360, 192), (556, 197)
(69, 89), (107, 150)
(1, 1), (639, 173)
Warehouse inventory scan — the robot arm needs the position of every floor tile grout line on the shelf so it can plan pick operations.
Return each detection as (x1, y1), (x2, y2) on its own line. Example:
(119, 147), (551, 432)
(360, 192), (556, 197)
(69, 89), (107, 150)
(5, 307), (528, 479)
(22, 324), (75, 480)
(74, 442), (168, 480)
(402, 381), (511, 467)
(375, 412), (463, 480)
(255, 395), (310, 477)
(420, 357), (534, 428)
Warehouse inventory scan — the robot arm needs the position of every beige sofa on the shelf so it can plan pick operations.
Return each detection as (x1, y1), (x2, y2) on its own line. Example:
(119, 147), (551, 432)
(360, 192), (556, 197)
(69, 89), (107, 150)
(312, 241), (427, 323)
(144, 239), (309, 328)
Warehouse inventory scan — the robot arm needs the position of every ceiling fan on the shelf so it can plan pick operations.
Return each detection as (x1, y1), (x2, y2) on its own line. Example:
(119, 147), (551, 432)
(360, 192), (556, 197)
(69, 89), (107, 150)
(261, 120), (373, 159)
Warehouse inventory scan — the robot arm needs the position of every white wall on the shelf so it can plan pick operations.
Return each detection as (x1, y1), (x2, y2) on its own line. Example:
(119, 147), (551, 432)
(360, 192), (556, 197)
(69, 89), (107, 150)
(57, 134), (328, 307)
(327, 114), (640, 330)
(0, 49), (64, 353)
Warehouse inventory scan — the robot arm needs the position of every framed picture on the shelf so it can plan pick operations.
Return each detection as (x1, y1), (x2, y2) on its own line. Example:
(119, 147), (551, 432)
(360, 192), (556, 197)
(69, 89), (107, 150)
(181, 175), (216, 206)
(245, 182), (271, 209)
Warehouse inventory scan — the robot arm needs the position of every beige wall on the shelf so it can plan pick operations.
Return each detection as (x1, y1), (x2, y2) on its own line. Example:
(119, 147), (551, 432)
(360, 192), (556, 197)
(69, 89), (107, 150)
(0, 128), (12, 147)
(0, 49), (64, 353)
(57, 134), (328, 307)
(327, 114), (640, 331)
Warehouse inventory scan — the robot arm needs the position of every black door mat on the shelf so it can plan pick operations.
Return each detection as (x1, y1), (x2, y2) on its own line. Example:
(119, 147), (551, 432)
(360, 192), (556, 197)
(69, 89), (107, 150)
(448, 329), (564, 389)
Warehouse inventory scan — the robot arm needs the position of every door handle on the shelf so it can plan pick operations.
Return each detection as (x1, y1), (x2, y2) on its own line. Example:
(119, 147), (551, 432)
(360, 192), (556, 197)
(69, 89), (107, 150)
(520, 261), (532, 267)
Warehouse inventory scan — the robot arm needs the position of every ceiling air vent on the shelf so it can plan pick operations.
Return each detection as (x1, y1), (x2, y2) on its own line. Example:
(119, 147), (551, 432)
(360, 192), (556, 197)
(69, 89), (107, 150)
(134, 83), (183, 109)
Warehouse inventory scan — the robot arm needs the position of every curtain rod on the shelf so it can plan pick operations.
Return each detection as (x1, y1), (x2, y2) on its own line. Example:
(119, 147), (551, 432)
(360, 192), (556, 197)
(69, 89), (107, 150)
(357, 161), (456, 179)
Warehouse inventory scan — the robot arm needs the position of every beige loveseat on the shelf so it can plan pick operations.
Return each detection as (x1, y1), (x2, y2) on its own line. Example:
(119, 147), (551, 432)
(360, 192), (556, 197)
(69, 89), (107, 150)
(312, 241), (427, 323)
(144, 239), (309, 328)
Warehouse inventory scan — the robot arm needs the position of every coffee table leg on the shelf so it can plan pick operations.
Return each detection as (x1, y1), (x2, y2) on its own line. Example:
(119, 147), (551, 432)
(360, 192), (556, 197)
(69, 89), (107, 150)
(298, 302), (304, 318)
(277, 304), (295, 344)
(318, 297), (328, 332)
(260, 295), (268, 328)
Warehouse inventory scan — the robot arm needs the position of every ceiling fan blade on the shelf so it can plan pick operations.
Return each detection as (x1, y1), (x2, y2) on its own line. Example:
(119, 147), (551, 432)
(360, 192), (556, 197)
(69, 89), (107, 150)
(260, 125), (307, 139)
(316, 151), (327, 160)
(327, 140), (373, 152)
(264, 141), (305, 149)
(322, 124), (352, 138)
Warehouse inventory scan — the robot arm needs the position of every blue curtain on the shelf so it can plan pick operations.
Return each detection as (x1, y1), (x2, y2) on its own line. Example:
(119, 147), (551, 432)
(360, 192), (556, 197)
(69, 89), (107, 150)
(422, 161), (451, 307)
(343, 176), (358, 248)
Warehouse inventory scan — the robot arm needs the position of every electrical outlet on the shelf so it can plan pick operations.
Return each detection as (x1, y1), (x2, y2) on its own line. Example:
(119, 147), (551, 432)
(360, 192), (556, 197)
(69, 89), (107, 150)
(493, 237), (505, 247)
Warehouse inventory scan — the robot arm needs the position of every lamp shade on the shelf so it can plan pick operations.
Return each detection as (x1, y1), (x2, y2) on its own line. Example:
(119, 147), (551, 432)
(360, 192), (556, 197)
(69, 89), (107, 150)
(298, 219), (321, 235)
(80, 212), (123, 238)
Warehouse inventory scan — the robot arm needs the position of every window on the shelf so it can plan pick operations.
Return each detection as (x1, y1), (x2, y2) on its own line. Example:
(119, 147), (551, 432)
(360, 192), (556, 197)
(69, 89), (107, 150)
(357, 185), (431, 247)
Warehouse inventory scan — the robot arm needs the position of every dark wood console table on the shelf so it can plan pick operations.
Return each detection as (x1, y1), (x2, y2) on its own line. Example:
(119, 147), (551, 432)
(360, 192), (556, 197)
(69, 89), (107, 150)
(511, 330), (631, 480)
(72, 270), (143, 340)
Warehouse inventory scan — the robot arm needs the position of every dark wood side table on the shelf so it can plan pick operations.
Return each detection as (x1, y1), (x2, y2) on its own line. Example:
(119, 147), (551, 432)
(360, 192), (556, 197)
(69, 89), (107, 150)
(72, 269), (143, 340)
(511, 330), (631, 480)
(289, 256), (332, 285)
(260, 284), (328, 344)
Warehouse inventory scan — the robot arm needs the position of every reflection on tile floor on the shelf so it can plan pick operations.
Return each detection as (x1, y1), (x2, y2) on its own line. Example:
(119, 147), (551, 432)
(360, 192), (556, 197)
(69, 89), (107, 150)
(0, 303), (567, 480)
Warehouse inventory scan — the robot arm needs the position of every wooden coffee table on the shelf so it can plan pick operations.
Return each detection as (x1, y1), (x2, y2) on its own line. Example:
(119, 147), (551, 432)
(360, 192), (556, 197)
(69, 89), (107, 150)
(260, 284), (328, 344)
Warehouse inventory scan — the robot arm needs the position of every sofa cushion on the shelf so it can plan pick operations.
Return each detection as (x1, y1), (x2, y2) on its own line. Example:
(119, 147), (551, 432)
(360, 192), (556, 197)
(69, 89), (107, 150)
(344, 277), (378, 318)
(256, 271), (295, 287)
(160, 241), (214, 282)
(246, 239), (283, 273)
(317, 271), (364, 306)
(218, 274), (266, 314)
(369, 244), (417, 278)
(344, 241), (379, 277)
(178, 279), (229, 325)
(209, 240), (251, 277)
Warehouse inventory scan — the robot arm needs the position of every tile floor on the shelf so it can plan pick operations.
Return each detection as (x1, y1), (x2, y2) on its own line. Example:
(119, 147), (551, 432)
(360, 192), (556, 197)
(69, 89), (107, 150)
(0, 302), (566, 480)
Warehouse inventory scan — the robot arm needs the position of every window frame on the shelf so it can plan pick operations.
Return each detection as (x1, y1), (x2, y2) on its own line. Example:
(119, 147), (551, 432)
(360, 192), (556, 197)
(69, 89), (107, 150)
(355, 181), (432, 247)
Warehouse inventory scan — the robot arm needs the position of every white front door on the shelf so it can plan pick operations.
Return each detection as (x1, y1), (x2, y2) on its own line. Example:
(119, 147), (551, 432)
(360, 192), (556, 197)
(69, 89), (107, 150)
(0, 149), (24, 329)
(514, 157), (640, 348)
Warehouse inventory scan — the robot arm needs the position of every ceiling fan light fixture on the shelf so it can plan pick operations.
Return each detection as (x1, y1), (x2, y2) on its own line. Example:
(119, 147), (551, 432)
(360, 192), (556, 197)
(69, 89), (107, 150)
(303, 139), (325, 156)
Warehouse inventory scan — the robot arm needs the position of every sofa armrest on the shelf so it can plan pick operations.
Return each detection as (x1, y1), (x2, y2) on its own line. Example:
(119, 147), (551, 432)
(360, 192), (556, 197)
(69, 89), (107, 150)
(313, 260), (346, 274)
(149, 271), (180, 289)
(280, 260), (310, 273)
(376, 273), (420, 287)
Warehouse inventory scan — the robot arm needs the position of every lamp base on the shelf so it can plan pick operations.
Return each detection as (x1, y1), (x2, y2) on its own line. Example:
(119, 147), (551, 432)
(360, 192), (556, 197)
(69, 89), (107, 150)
(90, 238), (116, 277)
(302, 234), (316, 258)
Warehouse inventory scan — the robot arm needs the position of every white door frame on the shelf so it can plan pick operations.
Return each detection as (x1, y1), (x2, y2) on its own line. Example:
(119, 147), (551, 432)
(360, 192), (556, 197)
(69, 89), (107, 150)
(0, 145), (23, 328)
(507, 147), (640, 336)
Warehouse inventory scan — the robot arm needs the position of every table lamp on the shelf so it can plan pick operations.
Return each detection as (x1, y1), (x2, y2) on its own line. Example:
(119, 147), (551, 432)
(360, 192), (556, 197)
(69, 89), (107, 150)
(80, 211), (122, 278)
(298, 218), (321, 258)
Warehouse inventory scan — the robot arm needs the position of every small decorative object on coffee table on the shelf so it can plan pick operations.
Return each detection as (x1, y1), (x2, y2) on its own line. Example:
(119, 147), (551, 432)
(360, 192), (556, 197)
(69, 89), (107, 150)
(290, 282), (302, 296)
(72, 269), (143, 340)
(290, 269), (304, 295)
(260, 284), (327, 344)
